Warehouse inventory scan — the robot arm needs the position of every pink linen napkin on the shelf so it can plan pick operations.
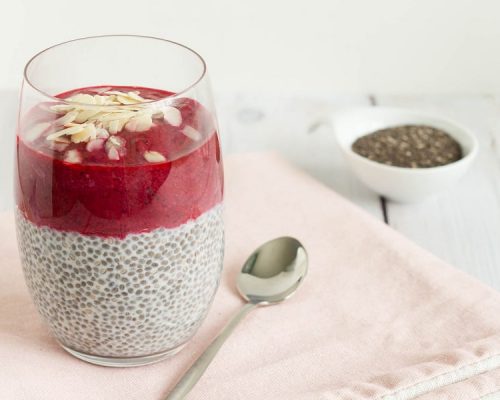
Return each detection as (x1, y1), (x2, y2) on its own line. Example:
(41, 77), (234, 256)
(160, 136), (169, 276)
(1, 152), (500, 400)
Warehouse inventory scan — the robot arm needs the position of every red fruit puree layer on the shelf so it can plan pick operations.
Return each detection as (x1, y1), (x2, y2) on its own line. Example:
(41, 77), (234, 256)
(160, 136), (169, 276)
(15, 86), (223, 238)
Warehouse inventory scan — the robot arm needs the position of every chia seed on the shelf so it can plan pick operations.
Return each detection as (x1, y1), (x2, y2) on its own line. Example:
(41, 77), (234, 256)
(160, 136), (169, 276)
(16, 204), (224, 358)
(352, 125), (463, 168)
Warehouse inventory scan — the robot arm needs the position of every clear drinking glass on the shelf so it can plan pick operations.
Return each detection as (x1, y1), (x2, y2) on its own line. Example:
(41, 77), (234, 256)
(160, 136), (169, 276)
(14, 36), (224, 367)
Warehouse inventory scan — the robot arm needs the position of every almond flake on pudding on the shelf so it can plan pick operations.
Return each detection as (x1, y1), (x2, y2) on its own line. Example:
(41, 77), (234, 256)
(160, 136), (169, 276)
(55, 110), (79, 126)
(106, 146), (120, 161)
(94, 95), (110, 105)
(152, 110), (164, 120)
(107, 120), (123, 135)
(71, 125), (94, 143)
(46, 125), (85, 141)
(116, 94), (148, 105)
(74, 109), (101, 124)
(64, 149), (82, 164)
(54, 136), (71, 144)
(127, 91), (147, 102)
(108, 135), (124, 146)
(88, 86), (112, 94)
(105, 90), (146, 103)
(126, 114), (153, 132)
(116, 95), (139, 105)
(105, 135), (126, 160)
(105, 134), (126, 160)
(50, 104), (75, 114)
(182, 125), (202, 141)
(25, 122), (52, 142)
(162, 106), (182, 127)
(86, 138), (105, 152)
(45, 90), (159, 143)
(144, 151), (166, 163)
(98, 111), (136, 122)
(67, 93), (96, 105)
(82, 124), (97, 141)
(96, 127), (110, 139)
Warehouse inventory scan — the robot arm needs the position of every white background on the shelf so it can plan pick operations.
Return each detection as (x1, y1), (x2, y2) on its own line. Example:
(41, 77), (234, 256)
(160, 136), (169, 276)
(1, 0), (500, 95)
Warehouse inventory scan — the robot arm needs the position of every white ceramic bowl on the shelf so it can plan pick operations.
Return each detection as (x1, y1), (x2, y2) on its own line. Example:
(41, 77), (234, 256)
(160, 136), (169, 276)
(331, 107), (478, 203)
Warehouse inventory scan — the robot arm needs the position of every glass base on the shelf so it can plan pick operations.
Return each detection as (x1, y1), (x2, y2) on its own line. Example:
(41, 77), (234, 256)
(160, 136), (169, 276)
(61, 343), (187, 367)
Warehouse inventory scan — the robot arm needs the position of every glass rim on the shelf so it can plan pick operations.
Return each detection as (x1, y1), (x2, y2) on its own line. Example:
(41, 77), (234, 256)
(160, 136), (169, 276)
(23, 34), (208, 108)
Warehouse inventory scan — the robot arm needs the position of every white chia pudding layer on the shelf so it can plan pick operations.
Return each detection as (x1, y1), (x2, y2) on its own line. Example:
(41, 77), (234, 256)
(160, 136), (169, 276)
(16, 205), (224, 358)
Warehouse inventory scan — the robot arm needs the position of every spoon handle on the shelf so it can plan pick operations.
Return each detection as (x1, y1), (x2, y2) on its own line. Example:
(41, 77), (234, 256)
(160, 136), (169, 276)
(165, 302), (257, 400)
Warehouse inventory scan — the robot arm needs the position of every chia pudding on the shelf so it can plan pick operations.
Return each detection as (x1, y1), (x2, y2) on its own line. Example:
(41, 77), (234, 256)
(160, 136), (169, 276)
(15, 86), (224, 364)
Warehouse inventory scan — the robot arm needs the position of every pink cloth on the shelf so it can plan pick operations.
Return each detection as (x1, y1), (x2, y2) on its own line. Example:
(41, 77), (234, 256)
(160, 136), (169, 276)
(1, 152), (500, 399)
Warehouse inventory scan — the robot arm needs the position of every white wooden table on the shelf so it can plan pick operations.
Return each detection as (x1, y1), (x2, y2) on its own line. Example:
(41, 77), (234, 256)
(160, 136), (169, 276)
(1, 91), (499, 290)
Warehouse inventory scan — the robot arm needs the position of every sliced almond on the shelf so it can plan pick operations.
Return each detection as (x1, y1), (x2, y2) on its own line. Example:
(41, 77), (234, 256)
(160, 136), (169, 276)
(88, 87), (112, 94)
(85, 123), (97, 140)
(120, 105), (143, 112)
(108, 120), (118, 134)
(50, 104), (75, 114)
(125, 114), (152, 132)
(93, 95), (106, 106)
(64, 149), (82, 164)
(99, 111), (136, 122)
(87, 111), (113, 123)
(107, 119), (127, 134)
(144, 151), (166, 163)
(55, 110), (78, 126)
(63, 122), (80, 127)
(46, 125), (85, 141)
(74, 109), (101, 123)
(105, 90), (147, 103)
(45, 90), (157, 143)
(152, 110), (164, 119)
(86, 138), (105, 152)
(107, 135), (125, 148)
(107, 146), (120, 160)
(94, 95), (120, 106)
(127, 91), (147, 102)
(67, 93), (95, 104)
(70, 130), (90, 143)
(162, 106), (182, 127)
(136, 108), (154, 116)
(71, 104), (90, 111)
(105, 135), (127, 160)
(181, 125), (202, 141)
(71, 124), (97, 143)
(116, 95), (140, 105)
(54, 136), (71, 144)
(96, 127), (110, 139)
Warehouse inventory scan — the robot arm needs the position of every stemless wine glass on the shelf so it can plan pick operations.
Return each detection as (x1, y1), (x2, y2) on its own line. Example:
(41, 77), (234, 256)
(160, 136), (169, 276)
(14, 36), (224, 367)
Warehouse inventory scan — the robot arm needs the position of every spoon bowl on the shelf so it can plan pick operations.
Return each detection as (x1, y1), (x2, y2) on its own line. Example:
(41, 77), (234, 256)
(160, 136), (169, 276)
(238, 236), (308, 304)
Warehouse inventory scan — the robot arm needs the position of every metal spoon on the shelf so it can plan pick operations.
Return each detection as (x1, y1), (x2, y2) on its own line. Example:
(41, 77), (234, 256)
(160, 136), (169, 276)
(165, 236), (308, 400)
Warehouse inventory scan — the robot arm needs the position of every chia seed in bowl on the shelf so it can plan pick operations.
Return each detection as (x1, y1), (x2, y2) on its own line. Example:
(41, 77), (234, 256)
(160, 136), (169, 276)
(332, 107), (478, 202)
(352, 125), (463, 168)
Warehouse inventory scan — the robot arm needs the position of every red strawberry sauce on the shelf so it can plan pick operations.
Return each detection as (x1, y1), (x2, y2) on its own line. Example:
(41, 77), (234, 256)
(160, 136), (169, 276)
(15, 87), (223, 238)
